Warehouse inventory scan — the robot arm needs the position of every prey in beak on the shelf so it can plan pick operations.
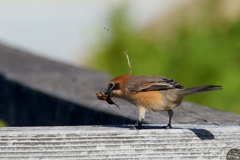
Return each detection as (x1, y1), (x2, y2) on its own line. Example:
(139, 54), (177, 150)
(96, 91), (120, 108)
(96, 81), (120, 108)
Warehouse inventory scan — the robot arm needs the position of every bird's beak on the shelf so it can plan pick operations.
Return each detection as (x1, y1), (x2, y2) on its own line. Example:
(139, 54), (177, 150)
(105, 86), (113, 95)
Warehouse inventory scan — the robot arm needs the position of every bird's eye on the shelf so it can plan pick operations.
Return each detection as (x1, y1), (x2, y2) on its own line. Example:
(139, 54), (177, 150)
(109, 82), (114, 89)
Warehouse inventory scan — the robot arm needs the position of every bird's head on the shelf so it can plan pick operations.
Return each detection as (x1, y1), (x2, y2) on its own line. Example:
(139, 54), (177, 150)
(105, 75), (133, 98)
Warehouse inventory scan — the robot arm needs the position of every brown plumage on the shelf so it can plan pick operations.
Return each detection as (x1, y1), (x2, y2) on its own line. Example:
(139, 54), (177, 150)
(99, 75), (222, 129)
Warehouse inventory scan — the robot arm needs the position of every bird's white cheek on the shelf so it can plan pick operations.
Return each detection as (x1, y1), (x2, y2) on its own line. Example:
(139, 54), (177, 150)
(111, 90), (123, 98)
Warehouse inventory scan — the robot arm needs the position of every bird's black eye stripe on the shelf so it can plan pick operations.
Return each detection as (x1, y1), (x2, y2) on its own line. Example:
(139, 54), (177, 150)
(109, 83), (114, 88)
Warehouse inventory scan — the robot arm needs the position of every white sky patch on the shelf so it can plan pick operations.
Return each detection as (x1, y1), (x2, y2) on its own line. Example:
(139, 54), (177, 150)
(0, 0), (189, 65)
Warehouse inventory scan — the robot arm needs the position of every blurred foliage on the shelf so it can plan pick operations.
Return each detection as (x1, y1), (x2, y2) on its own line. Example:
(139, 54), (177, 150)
(0, 119), (8, 127)
(87, 1), (240, 114)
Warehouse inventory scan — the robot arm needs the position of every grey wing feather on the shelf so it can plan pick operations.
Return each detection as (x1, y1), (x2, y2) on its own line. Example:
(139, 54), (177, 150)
(127, 76), (184, 93)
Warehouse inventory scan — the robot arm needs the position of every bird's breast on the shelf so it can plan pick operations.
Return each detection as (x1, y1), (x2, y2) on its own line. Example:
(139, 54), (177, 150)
(126, 91), (172, 111)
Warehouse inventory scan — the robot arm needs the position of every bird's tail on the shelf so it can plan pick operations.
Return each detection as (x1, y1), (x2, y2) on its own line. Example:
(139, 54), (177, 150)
(178, 85), (223, 96)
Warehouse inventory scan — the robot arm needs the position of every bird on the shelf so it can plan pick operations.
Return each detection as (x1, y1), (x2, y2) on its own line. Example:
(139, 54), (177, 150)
(103, 75), (223, 129)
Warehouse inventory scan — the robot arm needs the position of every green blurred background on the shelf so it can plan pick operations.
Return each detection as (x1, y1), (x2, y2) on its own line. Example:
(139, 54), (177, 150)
(86, 1), (240, 114)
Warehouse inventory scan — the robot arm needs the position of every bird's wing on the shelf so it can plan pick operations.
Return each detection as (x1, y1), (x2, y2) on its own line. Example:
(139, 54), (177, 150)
(127, 76), (184, 93)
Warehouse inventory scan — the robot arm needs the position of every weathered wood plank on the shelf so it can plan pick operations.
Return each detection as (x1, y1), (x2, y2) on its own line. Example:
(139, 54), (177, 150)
(0, 125), (239, 159)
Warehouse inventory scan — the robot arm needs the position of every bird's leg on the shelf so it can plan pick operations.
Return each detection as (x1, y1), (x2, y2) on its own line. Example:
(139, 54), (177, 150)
(131, 106), (145, 130)
(165, 110), (173, 129)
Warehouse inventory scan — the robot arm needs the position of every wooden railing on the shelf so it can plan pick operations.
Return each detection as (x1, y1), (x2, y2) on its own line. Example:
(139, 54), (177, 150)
(0, 44), (239, 159)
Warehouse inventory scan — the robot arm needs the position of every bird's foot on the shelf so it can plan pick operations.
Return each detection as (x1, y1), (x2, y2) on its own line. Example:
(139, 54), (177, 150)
(130, 123), (145, 130)
(163, 124), (172, 129)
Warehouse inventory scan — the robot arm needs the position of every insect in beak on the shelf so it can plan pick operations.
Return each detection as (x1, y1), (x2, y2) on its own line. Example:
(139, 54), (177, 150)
(96, 92), (120, 108)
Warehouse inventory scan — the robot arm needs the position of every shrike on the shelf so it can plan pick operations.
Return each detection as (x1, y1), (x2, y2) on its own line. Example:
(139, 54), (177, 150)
(97, 75), (222, 129)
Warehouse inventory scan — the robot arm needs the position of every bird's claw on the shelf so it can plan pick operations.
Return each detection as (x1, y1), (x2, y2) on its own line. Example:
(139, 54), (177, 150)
(130, 124), (145, 130)
(163, 124), (172, 129)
